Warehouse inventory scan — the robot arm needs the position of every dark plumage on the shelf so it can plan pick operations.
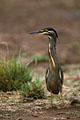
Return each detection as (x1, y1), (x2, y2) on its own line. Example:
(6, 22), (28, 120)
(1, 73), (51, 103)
(42, 27), (58, 38)
(46, 65), (63, 94)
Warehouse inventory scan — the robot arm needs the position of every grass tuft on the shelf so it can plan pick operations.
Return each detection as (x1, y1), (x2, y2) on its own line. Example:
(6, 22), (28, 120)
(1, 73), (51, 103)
(21, 75), (45, 101)
(0, 57), (45, 101)
(0, 57), (32, 91)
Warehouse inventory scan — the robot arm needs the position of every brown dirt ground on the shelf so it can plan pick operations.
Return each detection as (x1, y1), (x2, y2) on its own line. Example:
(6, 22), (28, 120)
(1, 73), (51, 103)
(0, 98), (80, 120)
(0, 0), (80, 120)
(0, 104), (80, 120)
(0, 64), (80, 120)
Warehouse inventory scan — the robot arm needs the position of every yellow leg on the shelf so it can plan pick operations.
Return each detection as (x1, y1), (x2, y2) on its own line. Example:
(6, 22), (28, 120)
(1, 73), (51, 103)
(60, 91), (64, 106)
(50, 92), (53, 106)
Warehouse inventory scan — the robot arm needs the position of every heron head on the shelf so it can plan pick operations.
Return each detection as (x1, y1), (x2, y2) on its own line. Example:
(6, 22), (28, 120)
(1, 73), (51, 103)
(29, 27), (58, 38)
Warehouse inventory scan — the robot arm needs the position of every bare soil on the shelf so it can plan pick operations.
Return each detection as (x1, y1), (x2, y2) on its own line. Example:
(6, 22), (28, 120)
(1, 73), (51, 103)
(0, 103), (80, 120)
(0, 98), (80, 120)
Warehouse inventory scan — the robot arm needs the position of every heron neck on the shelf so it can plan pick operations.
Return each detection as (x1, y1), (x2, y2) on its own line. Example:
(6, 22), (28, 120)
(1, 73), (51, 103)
(48, 36), (58, 70)
(48, 35), (56, 49)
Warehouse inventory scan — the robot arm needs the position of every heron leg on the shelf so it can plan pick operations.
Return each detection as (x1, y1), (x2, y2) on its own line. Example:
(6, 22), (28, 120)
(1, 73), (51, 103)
(60, 91), (64, 106)
(50, 92), (53, 106)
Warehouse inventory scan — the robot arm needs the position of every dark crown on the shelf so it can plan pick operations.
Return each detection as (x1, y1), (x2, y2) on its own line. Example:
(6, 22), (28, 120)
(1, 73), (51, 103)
(43, 27), (58, 38)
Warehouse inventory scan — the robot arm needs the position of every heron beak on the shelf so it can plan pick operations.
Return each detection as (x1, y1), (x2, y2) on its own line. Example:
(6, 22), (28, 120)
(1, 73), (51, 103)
(29, 30), (42, 34)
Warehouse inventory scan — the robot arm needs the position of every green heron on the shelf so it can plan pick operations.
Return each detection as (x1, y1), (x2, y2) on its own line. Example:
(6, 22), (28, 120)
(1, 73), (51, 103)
(29, 27), (64, 106)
